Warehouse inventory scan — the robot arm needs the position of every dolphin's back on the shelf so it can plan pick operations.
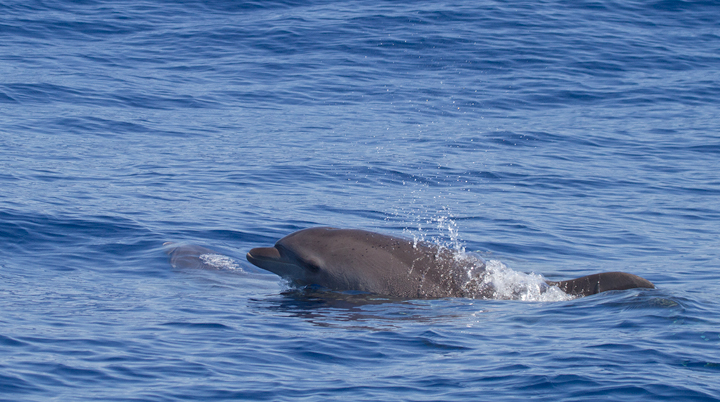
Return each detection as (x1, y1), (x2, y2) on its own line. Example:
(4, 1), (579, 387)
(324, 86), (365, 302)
(548, 272), (654, 296)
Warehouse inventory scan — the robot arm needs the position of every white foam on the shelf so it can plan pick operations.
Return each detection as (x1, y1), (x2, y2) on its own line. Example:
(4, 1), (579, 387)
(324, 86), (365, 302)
(199, 254), (243, 271)
(405, 214), (574, 302)
(478, 259), (574, 302)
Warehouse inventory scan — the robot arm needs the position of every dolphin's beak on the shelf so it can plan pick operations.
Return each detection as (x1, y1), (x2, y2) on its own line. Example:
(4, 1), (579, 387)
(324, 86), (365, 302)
(247, 246), (281, 263)
(246, 246), (302, 278)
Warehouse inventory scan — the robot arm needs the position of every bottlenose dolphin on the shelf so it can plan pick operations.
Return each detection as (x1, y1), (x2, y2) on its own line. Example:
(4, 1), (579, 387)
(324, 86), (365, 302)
(164, 242), (236, 270)
(246, 227), (655, 299)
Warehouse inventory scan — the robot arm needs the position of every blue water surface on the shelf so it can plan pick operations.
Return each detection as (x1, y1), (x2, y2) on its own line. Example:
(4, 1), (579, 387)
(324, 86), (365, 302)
(1, 0), (720, 400)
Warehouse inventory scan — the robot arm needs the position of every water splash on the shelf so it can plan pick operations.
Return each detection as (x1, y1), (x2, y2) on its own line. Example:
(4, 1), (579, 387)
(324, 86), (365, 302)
(433, 213), (465, 252)
(477, 260), (574, 302)
(404, 208), (466, 253)
(404, 212), (574, 302)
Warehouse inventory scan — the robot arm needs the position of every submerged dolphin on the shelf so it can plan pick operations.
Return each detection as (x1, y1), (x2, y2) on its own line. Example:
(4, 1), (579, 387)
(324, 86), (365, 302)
(163, 242), (245, 271)
(246, 227), (654, 299)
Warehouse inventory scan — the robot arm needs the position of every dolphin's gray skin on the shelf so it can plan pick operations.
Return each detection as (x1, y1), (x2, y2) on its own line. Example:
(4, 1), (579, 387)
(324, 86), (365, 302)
(164, 242), (227, 270)
(247, 227), (485, 298)
(547, 272), (655, 296)
(246, 227), (655, 299)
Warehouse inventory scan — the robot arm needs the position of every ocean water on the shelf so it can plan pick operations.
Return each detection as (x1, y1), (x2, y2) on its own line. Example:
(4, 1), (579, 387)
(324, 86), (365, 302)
(1, 0), (719, 400)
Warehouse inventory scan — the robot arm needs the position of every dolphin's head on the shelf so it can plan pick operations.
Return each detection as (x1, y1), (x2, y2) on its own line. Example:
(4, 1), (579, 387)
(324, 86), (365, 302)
(246, 227), (341, 286)
(246, 226), (469, 296)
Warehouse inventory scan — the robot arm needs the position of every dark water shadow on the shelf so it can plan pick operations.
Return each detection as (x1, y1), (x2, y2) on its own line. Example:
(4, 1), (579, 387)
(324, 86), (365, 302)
(248, 285), (473, 330)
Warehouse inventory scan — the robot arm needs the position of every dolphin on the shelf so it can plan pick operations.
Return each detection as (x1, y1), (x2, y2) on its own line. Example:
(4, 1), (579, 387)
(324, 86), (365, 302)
(246, 227), (655, 299)
(164, 242), (234, 270)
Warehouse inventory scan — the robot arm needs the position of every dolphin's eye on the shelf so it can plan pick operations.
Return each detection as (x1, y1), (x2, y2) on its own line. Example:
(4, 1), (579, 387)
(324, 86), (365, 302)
(302, 261), (320, 273)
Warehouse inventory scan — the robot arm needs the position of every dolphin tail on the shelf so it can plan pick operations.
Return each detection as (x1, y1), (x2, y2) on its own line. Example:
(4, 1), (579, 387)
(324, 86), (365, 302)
(547, 272), (654, 297)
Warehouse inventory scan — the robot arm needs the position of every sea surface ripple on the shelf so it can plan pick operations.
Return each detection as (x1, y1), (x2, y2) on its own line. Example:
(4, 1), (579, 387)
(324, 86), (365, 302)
(1, 0), (719, 400)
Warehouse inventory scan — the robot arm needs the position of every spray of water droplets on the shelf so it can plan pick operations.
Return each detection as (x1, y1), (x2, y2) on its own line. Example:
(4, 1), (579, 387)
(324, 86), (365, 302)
(406, 212), (574, 302)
